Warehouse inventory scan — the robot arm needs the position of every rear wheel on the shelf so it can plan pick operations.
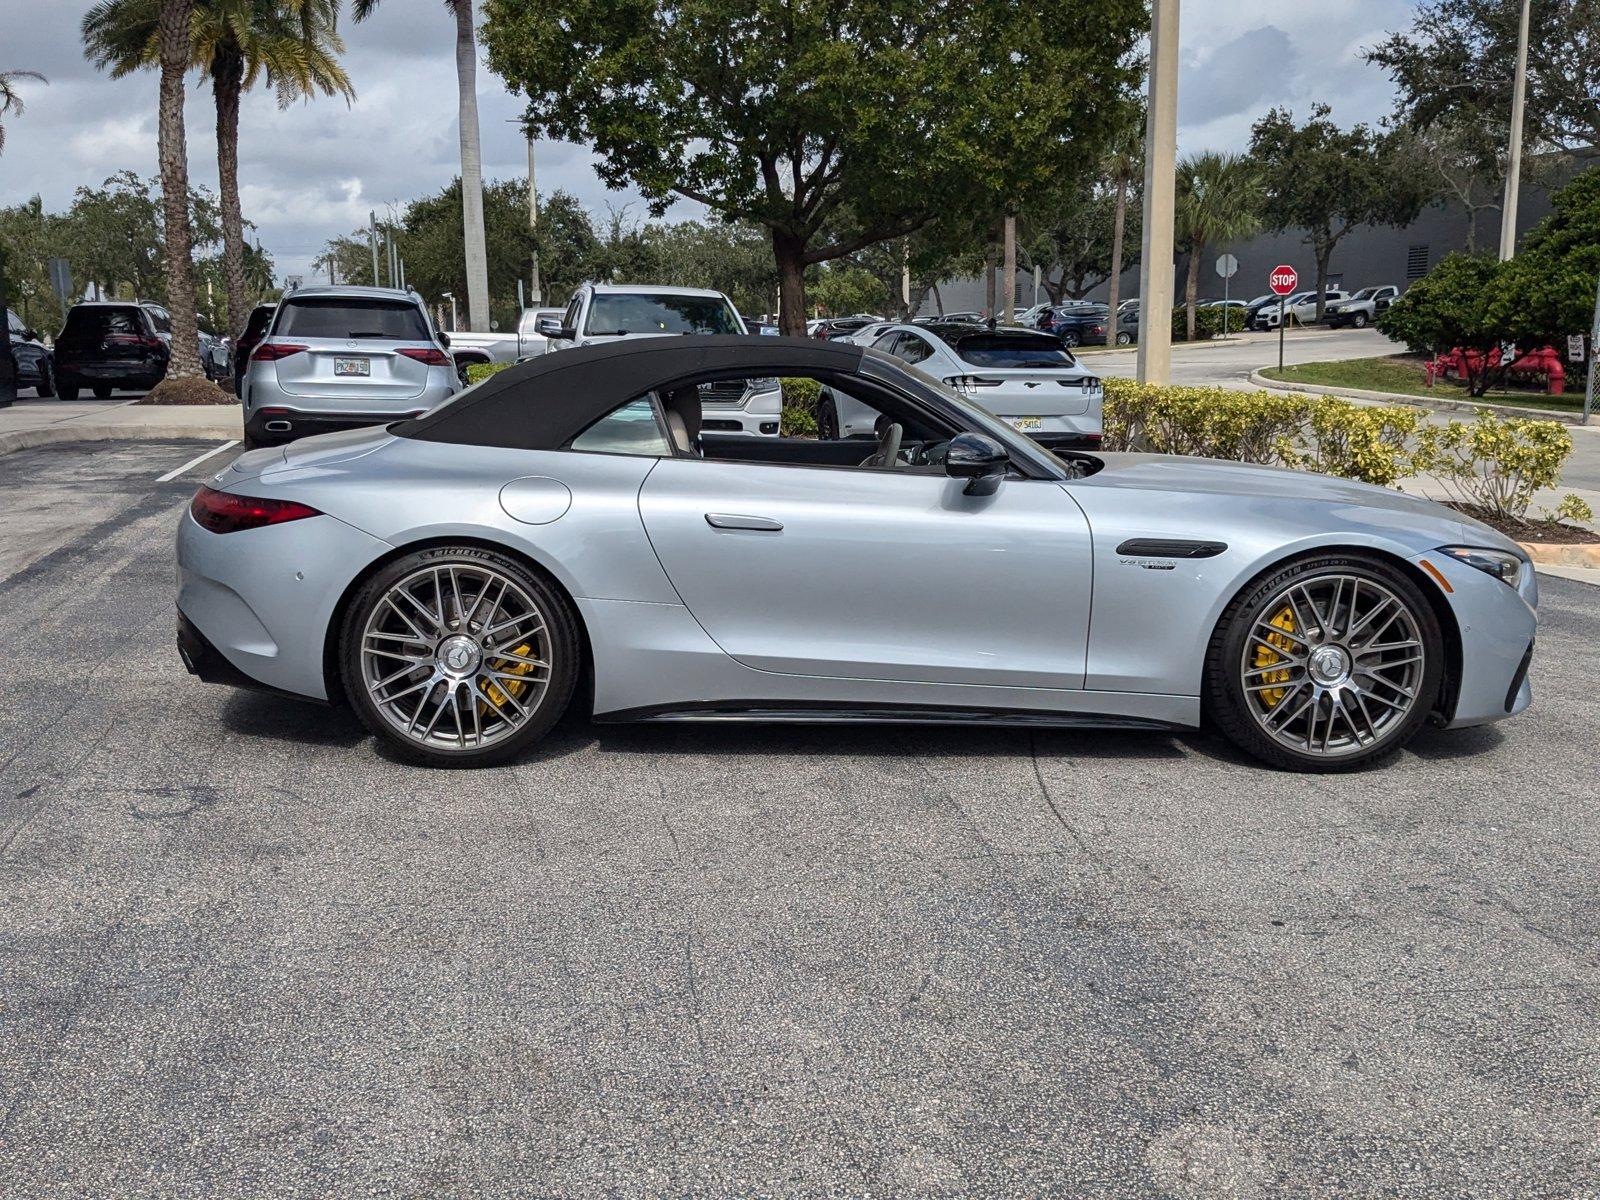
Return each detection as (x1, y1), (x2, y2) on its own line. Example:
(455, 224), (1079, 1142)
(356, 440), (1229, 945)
(92, 385), (112, 400)
(1061, 331), (1081, 348)
(340, 546), (579, 767)
(1115, 331), (1132, 346)
(58, 382), (79, 401)
(35, 360), (55, 397)
(1205, 554), (1443, 772)
(817, 393), (840, 441)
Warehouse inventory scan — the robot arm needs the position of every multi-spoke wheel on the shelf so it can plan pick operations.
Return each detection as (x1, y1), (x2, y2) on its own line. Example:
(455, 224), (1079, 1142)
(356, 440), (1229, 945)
(1206, 555), (1443, 771)
(340, 546), (578, 766)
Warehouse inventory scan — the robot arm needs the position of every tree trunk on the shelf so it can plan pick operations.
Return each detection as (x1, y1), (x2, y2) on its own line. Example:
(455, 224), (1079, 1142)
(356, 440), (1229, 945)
(157, 0), (203, 381)
(773, 230), (807, 336)
(454, 0), (491, 331)
(1184, 242), (1202, 342)
(984, 242), (996, 318)
(1313, 246), (1331, 322)
(929, 281), (943, 316)
(212, 49), (248, 342)
(1106, 177), (1127, 336)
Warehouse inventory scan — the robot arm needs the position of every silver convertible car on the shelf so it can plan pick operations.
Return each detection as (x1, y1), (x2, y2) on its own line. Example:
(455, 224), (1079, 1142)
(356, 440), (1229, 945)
(175, 336), (1538, 771)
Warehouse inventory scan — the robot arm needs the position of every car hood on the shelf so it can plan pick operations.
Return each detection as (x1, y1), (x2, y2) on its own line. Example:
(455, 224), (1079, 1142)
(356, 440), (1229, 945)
(1076, 453), (1523, 554)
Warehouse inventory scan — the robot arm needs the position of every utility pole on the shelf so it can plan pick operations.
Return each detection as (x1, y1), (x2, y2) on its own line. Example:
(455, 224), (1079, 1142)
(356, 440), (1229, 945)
(527, 136), (543, 305)
(1136, 0), (1180, 384)
(386, 228), (397, 288)
(1002, 209), (1017, 324)
(900, 240), (911, 319)
(1585, 270), (1600, 424)
(1499, 0), (1532, 260)
(368, 211), (380, 286)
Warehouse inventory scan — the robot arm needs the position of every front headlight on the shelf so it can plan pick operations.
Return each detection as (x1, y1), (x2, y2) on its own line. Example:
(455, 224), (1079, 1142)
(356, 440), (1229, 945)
(1438, 545), (1525, 589)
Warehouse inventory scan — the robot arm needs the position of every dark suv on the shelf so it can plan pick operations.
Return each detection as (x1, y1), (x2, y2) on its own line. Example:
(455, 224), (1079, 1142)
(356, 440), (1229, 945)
(6, 308), (54, 396)
(1038, 304), (1109, 347)
(53, 302), (170, 399)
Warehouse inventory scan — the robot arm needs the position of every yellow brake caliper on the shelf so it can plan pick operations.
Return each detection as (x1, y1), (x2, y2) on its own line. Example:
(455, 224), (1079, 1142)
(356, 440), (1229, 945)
(480, 642), (536, 715)
(1253, 606), (1297, 709)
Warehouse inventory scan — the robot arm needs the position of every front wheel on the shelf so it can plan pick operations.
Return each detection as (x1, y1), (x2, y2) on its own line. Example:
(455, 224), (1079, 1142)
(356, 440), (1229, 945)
(92, 385), (112, 400)
(1061, 331), (1080, 348)
(1205, 555), (1443, 772)
(817, 393), (840, 441)
(1351, 312), (1369, 329)
(340, 546), (579, 767)
(1115, 331), (1132, 346)
(35, 360), (55, 397)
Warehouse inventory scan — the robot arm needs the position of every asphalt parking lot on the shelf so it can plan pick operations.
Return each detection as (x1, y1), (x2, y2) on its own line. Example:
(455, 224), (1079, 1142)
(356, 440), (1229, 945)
(1, 439), (1596, 1196)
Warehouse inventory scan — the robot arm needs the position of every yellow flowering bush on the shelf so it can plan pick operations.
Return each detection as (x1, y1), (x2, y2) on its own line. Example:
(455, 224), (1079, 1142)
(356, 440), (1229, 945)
(1411, 411), (1589, 522)
(1300, 399), (1421, 488)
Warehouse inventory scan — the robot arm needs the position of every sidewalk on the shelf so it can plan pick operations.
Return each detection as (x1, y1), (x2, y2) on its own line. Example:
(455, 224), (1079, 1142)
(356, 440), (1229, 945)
(0, 394), (243, 454)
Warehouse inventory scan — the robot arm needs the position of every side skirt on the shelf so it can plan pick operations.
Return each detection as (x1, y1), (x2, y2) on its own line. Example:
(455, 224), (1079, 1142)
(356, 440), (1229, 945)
(595, 701), (1187, 732)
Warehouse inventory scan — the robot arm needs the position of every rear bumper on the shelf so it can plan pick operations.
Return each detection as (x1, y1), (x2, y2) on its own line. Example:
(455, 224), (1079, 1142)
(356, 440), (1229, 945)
(245, 406), (426, 446)
(58, 362), (165, 386)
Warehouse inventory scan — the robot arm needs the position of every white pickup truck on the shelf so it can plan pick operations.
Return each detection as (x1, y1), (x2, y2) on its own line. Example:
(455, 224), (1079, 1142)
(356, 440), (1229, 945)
(445, 306), (564, 371)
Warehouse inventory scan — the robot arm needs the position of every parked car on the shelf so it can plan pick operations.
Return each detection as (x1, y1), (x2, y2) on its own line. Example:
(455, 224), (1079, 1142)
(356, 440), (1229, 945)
(1111, 304), (1139, 345)
(239, 285), (457, 449)
(445, 306), (565, 373)
(1240, 293), (1279, 328)
(818, 321), (1101, 449)
(177, 335), (1538, 773)
(53, 302), (170, 399)
(1322, 285), (1399, 329)
(1252, 290), (1349, 330)
(808, 316), (879, 340)
(6, 307), (54, 396)
(233, 303), (277, 396)
(1038, 304), (1110, 347)
(839, 320), (900, 346)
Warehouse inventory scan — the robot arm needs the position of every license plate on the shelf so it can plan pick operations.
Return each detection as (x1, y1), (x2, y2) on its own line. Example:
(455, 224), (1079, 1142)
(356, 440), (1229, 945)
(1007, 416), (1042, 431)
(334, 357), (370, 377)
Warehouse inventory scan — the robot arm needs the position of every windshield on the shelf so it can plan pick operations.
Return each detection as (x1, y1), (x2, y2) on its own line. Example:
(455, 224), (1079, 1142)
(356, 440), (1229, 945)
(953, 333), (1077, 368)
(584, 293), (741, 336)
(1349, 288), (1378, 300)
(276, 298), (430, 340)
(64, 307), (143, 337)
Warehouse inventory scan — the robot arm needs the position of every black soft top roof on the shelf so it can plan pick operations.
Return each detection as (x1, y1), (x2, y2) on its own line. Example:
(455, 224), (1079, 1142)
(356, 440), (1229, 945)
(397, 335), (865, 451)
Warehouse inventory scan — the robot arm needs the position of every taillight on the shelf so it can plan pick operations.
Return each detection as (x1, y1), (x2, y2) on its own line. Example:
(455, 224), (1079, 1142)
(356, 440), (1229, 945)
(398, 347), (451, 366)
(190, 487), (322, 534)
(251, 342), (308, 362)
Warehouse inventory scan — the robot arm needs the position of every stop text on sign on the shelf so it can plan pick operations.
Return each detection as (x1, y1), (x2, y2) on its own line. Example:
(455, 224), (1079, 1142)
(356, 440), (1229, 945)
(1269, 265), (1299, 296)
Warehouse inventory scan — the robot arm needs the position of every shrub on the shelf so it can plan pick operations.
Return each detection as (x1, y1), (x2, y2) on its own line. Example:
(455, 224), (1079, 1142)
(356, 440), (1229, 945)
(1300, 399), (1421, 487)
(1171, 304), (1228, 342)
(781, 404), (819, 438)
(1412, 410), (1584, 522)
(465, 361), (512, 384)
(780, 376), (821, 414)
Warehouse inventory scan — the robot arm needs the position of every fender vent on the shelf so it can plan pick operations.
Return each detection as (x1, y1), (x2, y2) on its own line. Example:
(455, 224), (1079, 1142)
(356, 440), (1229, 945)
(1116, 539), (1228, 559)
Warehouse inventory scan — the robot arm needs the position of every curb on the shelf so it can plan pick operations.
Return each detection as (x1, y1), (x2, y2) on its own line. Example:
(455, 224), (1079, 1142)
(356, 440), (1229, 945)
(0, 421), (242, 458)
(1248, 370), (1594, 426)
(1519, 541), (1600, 568)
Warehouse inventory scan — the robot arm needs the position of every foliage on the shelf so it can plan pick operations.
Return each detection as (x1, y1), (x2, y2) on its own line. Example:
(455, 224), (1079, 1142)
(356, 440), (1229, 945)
(465, 361), (511, 384)
(481, 0), (1146, 331)
(1249, 105), (1428, 318)
(779, 376), (822, 414)
(1412, 411), (1585, 521)
(0, 69), (46, 154)
(808, 265), (887, 318)
(1553, 493), (1596, 525)
(1175, 151), (1261, 339)
(1170, 304), (1226, 342)
(1366, 0), (1600, 154)
(1376, 253), (1502, 392)
(1101, 382), (1423, 487)
(1490, 165), (1600, 350)
(780, 404), (819, 439)
(1019, 177), (1127, 302)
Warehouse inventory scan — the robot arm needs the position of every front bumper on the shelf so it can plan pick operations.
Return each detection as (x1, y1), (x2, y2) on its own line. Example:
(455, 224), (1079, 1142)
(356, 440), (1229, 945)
(1417, 550), (1540, 728)
(698, 407), (781, 437)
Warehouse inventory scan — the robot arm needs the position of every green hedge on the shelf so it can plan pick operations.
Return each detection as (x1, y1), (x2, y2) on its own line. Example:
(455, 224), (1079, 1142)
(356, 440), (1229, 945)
(464, 361), (512, 384)
(1102, 378), (1589, 521)
(1171, 304), (1229, 342)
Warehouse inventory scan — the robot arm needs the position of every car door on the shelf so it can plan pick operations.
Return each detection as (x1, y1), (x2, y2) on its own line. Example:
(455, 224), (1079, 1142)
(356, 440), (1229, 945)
(637, 457), (1094, 689)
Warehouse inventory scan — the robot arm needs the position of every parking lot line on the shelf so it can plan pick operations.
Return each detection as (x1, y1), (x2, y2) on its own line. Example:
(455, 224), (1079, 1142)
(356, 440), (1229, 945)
(156, 439), (239, 483)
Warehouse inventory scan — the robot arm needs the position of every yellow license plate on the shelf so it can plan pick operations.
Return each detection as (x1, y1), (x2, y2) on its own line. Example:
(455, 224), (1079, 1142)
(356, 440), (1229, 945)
(1007, 416), (1042, 431)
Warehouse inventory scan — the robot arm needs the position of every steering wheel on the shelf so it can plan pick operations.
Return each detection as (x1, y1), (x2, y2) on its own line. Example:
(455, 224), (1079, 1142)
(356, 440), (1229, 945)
(860, 421), (903, 469)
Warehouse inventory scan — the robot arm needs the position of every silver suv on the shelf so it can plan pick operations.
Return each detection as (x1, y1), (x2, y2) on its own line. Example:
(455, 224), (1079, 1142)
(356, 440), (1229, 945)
(241, 286), (457, 448)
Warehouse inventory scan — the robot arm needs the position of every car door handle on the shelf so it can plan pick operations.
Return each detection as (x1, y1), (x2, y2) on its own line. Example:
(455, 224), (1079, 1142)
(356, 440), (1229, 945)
(704, 513), (783, 532)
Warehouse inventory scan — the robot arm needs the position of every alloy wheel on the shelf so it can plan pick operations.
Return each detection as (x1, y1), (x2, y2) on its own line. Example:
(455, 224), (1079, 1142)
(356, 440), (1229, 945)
(1241, 573), (1426, 759)
(359, 563), (553, 753)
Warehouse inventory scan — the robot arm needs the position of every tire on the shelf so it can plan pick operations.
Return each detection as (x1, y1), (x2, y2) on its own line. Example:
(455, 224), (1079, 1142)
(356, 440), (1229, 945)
(1204, 553), (1443, 772)
(1351, 312), (1369, 329)
(817, 394), (840, 441)
(1061, 332), (1080, 348)
(1115, 331), (1132, 346)
(35, 360), (55, 397)
(92, 385), (113, 400)
(339, 545), (579, 767)
(58, 382), (79, 401)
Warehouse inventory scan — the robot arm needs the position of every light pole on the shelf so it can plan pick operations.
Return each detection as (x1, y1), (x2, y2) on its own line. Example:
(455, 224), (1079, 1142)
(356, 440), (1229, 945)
(1002, 209), (1017, 324)
(1136, 0), (1180, 384)
(1498, 0), (1532, 261)
(442, 291), (458, 332)
(527, 136), (543, 305)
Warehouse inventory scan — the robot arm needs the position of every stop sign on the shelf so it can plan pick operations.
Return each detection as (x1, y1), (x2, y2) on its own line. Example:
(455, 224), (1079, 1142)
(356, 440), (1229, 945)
(1269, 265), (1299, 296)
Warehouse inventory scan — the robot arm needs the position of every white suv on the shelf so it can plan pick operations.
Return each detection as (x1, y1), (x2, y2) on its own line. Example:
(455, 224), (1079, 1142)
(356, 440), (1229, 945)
(1252, 290), (1348, 330)
(540, 283), (781, 436)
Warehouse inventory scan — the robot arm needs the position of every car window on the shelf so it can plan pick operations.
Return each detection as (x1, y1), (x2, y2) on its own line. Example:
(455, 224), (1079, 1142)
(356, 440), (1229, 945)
(897, 334), (933, 365)
(7, 310), (26, 336)
(275, 298), (430, 340)
(583, 293), (741, 336)
(872, 331), (902, 355)
(950, 333), (1073, 368)
(569, 396), (671, 457)
(244, 307), (274, 339)
(145, 307), (172, 334)
(63, 306), (144, 337)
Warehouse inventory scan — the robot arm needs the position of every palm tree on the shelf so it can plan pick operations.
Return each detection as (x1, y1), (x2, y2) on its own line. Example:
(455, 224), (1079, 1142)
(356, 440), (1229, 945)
(1102, 128), (1141, 341)
(83, 1), (352, 341)
(353, 0), (489, 331)
(1175, 151), (1262, 341)
(0, 69), (46, 154)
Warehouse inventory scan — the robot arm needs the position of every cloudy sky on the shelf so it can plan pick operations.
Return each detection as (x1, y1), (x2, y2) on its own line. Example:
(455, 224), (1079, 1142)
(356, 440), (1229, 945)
(0, 0), (1419, 284)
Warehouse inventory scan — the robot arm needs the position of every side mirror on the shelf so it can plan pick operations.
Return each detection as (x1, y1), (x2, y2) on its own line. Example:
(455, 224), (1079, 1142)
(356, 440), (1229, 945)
(536, 316), (573, 339)
(945, 432), (1010, 496)
(438, 332), (451, 348)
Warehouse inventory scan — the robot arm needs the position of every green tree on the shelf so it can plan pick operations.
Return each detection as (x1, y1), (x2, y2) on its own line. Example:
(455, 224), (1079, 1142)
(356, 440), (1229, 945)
(0, 69), (46, 155)
(62, 170), (223, 304)
(1492, 165), (1600, 349)
(1175, 151), (1261, 340)
(808, 264), (888, 317)
(1377, 253), (1504, 394)
(1103, 124), (1143, 329)
(1366, 0), (1600, 154)
(1020, 178), (1122, 303)
(82, 0), (352, 338)
(0, 197), (62, 328)
(481, 0), (1145, 333)
(1250, 105), (1428, 322)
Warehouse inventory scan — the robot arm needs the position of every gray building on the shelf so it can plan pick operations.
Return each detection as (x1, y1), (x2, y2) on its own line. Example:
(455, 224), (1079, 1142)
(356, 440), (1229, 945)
(927, 155), (1592, 316)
